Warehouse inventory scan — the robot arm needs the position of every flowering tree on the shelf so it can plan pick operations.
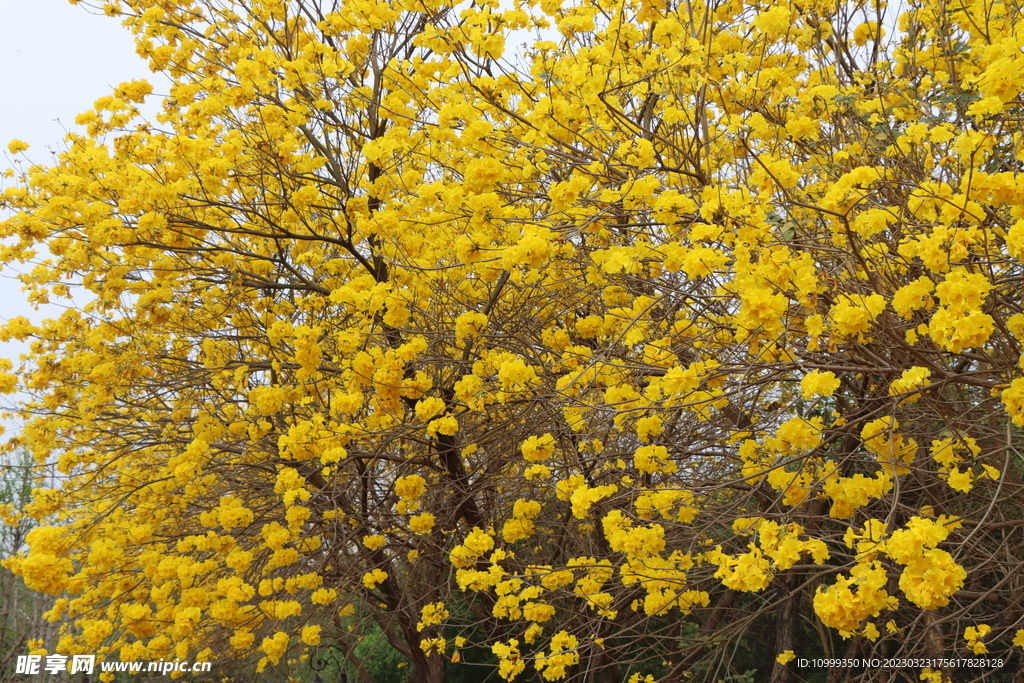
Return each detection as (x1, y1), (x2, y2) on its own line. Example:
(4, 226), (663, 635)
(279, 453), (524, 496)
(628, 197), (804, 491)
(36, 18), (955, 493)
(4, 0), (1024, 681)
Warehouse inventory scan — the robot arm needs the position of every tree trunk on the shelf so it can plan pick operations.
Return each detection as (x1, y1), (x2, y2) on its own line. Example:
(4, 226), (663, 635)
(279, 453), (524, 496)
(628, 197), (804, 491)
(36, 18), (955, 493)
(770, 572), (801, 683)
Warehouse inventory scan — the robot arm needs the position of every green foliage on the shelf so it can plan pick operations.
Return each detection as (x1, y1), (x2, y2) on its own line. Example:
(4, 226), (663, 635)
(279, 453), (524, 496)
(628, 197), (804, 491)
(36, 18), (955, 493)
(348, 624), (409, 683)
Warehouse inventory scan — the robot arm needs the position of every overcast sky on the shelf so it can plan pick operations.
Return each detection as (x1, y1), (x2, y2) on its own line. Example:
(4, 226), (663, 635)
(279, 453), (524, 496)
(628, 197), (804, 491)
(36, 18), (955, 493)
(0, 0), (164, 430)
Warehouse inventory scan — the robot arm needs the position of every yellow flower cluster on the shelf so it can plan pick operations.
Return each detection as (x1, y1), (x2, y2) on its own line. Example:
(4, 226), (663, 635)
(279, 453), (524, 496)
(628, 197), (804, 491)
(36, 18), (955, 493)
(634, 488), (699, 523)
(602, 511), (666, 560)
(830, 294), (886, 341)
(823, 470), (893, 519)
(888, 367), (931, 403)
(861, 417), (916, 476)
(395, 473), (427, 512)
(410, 513), (436, 535)
(929, 436), (998, 492)
(708, 520), (828, 593)
(813, 561), (894, 633)
(801, 370), (841, 399)
(450, 527), (496, 568)
(502, 499), (543, 543)
(416, 602), (449, 631)
(492, 639), (524, 681)
(964, 625), (991, 655)
(534, 631), (579, 681)
(521, 434), (556, 462)
(362, 569), (388, 589)
(885, 517), (966, 610)
(569, 484), (618, 519)
(928, 268), (995, 352)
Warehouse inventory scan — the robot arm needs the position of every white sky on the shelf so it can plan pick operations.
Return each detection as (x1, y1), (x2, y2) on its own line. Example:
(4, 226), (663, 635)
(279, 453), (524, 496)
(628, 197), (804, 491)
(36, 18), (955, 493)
(0, 0), (166, 431)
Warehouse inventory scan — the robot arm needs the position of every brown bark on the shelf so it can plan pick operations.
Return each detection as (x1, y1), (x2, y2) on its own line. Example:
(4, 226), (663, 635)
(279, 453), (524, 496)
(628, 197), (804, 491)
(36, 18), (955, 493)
(770, 572), (801, 683)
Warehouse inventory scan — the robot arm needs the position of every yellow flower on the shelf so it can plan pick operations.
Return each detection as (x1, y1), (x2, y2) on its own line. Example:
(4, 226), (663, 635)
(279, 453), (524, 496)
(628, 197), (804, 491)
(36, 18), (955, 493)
(634, 445), (676, 474)
(812, 561), (892, 631)
(231, 629), (255, 650)
(410, 513), (435, 535)
(362, 569), (388, 589)
(415, 397), (445, 422)
(1013, 628), (1024, 648)
(300, 625), (321, 646)
(776, 650), (795, 664)
(521, 434), (556, 461)
(427, 414), (459, 436)
(738, 288), (788, 337)
(217, 496), (255, 530)
(450, 527), (495, 567)
(1001, 378), (1024, 426)
(830, 294), (885, 340)
(248, 385), (288, 415)
(455, 311), (489, 342)
(497, 357), (537, 390)
(523, 602), (556, 622)
(889, 367), (931, 402)
(173, 606), (201, 634)
(570, 484), (618, 518)
(395, 474), (427, 500)
(861, 417), (916, 476)
(753, 5), (792, 40)
(852, 21), (879, 46)
(851, 208), (896, 238)
(261, 632), (289, 665)
(362, 534), (386, 550)
(420, 637), (447, 656)
(707, 545), (772, 592)
(417, 603), (450, 631)
(964, 624), (991, 654)
(892, 277), (934, 318)
(946, 467), (973, 492)
(491, 639), (524, 681)
(525, 464), (552, 479)
(773, 416), (824, 452)
(800, 371), (840, 399)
